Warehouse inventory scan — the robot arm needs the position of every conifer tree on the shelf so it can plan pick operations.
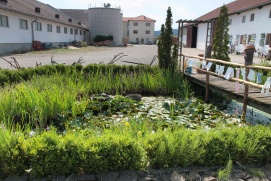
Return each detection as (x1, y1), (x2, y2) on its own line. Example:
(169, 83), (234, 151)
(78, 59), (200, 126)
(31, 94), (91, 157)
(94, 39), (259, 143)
(212, 5), (230, 62)
(158, 7), (178, 70)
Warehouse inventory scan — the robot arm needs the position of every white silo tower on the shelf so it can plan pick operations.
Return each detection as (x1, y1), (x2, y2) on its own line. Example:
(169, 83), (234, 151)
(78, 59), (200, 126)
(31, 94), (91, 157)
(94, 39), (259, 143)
(89, 3), (123, 45)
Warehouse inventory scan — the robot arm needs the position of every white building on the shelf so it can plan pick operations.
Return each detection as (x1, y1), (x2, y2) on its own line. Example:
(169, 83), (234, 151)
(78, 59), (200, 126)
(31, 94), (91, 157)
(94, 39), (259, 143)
(179, 0), (271, 53)
(123, 15), (156, 44)
(0, 0), (88, 55)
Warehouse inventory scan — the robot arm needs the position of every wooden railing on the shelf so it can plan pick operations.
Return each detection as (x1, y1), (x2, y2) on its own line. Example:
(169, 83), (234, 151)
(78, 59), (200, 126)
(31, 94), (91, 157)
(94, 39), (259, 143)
(180, 54), (271, 120)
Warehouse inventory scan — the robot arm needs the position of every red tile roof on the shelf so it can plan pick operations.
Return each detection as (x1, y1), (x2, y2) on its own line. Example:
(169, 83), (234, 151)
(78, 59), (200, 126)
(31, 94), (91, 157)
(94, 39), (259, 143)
(0, 0), (87, 28)
(122, 17), (133, 22)
(196, 0), (271, 21)
(123, 15), (156, 22)
(179, 0), (271, 25)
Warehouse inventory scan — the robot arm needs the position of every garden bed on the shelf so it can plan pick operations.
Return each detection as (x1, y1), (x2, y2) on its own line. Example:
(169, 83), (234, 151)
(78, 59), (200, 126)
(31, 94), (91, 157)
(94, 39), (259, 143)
(0, 64), (271, 179)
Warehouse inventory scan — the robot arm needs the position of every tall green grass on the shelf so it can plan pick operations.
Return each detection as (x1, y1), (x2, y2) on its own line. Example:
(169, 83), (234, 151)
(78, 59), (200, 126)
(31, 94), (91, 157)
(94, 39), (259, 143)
(0, 65), (190, 128)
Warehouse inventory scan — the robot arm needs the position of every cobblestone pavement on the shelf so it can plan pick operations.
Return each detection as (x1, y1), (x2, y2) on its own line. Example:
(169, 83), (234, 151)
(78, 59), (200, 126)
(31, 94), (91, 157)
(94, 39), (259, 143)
(0, 45), (264, 70)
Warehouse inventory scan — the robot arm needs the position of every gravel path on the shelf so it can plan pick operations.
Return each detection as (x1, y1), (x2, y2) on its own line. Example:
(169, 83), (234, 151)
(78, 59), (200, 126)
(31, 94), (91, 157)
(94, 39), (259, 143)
(0, 45), (263, 69)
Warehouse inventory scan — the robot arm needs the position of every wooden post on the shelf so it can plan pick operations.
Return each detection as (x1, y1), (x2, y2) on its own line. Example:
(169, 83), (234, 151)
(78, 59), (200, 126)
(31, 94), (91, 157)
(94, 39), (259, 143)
(241, 45), (255, 122)
(180, 22), (184, 55)
(182, 55), (185, 74)
(205, 60), (210, 103)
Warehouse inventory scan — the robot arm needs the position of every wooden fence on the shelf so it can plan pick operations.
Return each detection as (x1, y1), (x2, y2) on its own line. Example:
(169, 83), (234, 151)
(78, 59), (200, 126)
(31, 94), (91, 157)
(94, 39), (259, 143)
(180, 54), (271, 120)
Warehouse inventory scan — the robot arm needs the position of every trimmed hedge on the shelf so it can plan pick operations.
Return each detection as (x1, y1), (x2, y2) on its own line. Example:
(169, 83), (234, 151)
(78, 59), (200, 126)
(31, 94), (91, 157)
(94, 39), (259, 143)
(1, 125), (271, 178)
(0, 129), (146, 178)
(0, 64), (159, 85)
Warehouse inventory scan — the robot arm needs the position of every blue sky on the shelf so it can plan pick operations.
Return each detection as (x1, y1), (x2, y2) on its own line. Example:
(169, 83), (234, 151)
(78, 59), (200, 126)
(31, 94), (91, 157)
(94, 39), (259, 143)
(39, 0), (235, 30)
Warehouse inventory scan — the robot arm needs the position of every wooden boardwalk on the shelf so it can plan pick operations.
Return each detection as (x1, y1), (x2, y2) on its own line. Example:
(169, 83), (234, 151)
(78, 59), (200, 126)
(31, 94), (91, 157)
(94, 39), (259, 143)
(185, 73), (271, 115)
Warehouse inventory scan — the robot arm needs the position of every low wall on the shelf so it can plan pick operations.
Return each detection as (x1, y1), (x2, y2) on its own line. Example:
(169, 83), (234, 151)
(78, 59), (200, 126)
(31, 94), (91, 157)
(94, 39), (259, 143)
(0, 43), (32, 55)
(0, 42), (72, 55)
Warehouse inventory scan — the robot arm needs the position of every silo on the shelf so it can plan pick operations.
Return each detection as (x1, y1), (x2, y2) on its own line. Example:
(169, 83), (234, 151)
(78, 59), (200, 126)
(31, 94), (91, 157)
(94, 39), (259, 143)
(89, 4), (123, 45)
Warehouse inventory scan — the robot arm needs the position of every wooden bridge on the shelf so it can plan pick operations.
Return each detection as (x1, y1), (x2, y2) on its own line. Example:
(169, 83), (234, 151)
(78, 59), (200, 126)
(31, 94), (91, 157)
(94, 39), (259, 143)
(181, 54), (271, 117)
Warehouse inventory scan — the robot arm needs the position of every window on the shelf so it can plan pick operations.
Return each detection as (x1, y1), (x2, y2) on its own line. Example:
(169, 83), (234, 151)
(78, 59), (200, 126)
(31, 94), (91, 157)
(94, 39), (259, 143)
(248, 34), (256, 45)
(269, 10), (271, 18)
(35, 22), (42, 31)
(146, 30), (150, 34)
(127, 31), (129, 36)
(266, 33), (271, 45)
(234, 35), (240, 45)
(242, 15), (246, 23)
(83, 31), (85, 36)
(19, 19), (28, 29)
(240, 34), (247, 44)
(56, 26), (61, 33)
(64, 27), (67, 34)
(228, 35), (233, 45)
(229, 19), (232, 25)
(75, 29), (78, 35)
(136, 38), (139, 42)
(47, 24), (52, 32)
(0, 15), (8, 27)
(80, 30), (82, 35)
(250, 13), (255, 21)
(133, 30), (138, 34)
(70, 28), (73, 34)
(133, 22), (138, 26)
(146, 22), (150, 26)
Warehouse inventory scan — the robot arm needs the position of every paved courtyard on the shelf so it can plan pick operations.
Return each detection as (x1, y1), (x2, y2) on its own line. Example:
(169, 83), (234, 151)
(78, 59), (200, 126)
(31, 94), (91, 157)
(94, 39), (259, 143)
(0, 45), (264, 69)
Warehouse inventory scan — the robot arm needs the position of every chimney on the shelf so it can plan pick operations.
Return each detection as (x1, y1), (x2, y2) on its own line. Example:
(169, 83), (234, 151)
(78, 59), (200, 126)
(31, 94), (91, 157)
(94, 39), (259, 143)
(55, 14), (59, 19)
(0, 0), (8, 4)
(68, 18), (72, 22)
(78, 22), (81, 25)
(35, 7), (41, 13)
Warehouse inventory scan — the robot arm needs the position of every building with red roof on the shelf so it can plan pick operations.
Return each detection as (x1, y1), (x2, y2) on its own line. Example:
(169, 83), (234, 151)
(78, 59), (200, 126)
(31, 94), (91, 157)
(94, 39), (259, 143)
(0, 0), (88, 55)
(178, 0), (271, 53)
(122, 15), (156, 44)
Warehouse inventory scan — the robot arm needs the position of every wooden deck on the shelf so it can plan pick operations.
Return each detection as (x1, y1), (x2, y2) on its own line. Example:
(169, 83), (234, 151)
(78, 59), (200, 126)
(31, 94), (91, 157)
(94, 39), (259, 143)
(185, 73), (271, 115)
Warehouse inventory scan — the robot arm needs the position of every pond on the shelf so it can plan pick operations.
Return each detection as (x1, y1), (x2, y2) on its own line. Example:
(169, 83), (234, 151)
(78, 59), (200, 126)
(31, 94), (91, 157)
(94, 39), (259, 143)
(58, 95), (265, 132)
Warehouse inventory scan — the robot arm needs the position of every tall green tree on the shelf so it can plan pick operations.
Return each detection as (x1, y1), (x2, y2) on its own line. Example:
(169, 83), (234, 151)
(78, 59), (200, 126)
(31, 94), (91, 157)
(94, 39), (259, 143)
(158, 7), (178, 70)
(212, 5), (230, 62)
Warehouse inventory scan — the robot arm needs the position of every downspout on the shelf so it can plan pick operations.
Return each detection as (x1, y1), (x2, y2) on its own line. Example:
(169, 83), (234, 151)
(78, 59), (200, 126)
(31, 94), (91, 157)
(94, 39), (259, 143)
(31, 17), (37, 43)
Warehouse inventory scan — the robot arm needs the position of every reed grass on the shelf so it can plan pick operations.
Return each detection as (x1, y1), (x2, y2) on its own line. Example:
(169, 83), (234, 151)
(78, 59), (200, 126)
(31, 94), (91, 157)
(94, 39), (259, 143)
(0, 66), (190, 128)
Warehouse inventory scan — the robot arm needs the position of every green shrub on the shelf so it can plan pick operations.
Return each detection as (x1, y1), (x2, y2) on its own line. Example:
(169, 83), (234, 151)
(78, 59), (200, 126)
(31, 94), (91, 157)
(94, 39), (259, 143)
(1, 126), (271, 178)
(93, 35), (114, 42)
(0, 72), (8, 83)
(55, 64), (68, 74)
(0, 130), (29, 178)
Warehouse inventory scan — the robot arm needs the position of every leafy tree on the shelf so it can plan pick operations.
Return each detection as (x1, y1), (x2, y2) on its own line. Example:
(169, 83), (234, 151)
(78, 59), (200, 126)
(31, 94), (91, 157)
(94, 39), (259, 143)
(212, 5), (230, 61)
(158, 7), (178, 70)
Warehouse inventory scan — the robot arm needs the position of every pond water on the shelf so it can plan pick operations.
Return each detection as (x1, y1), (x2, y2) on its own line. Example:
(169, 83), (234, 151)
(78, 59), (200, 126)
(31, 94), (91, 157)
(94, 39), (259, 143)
(226, 100), (271, 125)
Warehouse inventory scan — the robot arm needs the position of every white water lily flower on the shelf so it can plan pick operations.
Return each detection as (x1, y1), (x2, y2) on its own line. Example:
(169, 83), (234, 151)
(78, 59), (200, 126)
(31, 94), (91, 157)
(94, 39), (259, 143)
(29, 131), (36, 137)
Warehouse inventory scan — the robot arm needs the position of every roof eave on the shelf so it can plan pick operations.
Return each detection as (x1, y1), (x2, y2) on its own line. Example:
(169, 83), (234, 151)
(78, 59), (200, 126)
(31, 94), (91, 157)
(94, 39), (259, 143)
(0, 6), (88, 29)
(229, 1), (271, 16)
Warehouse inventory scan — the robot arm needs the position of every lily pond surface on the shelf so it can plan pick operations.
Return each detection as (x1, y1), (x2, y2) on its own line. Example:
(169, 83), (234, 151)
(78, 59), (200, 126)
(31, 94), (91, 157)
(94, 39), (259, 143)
(55, 95), (271, 132)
